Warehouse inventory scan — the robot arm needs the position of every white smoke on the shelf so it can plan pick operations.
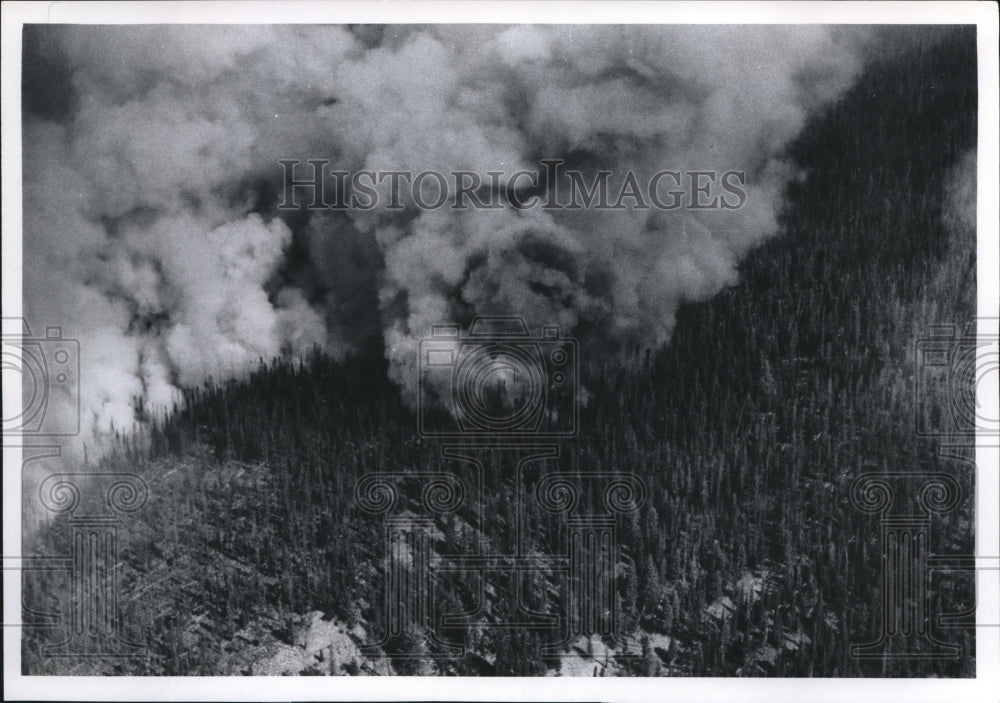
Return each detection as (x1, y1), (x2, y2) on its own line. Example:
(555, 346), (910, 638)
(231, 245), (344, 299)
(22, 25), (877, 454)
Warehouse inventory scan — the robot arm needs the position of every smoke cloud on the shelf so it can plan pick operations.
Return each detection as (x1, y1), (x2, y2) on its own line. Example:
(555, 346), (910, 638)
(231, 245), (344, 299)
(22, 25), (882, 453)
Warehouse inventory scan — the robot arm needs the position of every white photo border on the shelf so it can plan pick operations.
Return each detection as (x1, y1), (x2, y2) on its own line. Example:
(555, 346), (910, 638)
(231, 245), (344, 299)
(3, 2), (997, 701)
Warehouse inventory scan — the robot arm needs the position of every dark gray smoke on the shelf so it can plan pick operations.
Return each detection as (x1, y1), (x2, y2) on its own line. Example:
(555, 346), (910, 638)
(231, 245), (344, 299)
(23, 25), (884, 452)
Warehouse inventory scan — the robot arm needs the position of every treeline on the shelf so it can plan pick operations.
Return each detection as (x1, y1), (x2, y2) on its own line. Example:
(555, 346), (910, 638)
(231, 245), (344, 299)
(23, 27), (977, 676)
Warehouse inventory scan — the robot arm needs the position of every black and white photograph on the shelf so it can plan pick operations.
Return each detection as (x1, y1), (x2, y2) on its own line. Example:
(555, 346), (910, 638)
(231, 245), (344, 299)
(2, 2), (998, 700)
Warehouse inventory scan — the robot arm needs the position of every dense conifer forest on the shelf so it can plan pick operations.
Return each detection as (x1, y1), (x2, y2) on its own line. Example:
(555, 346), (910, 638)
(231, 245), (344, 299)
(23, 27), (977, 676)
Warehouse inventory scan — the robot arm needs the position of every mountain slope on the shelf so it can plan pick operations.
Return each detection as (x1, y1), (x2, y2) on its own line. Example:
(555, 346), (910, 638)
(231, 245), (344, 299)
(23, 27), (977, 677)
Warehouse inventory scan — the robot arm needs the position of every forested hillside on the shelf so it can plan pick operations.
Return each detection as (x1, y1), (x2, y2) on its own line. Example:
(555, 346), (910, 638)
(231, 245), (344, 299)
(23, 27), (977, 677)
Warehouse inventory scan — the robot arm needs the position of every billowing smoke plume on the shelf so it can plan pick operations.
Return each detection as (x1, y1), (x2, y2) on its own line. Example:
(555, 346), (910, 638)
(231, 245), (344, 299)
(22, 25), (878, 453)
